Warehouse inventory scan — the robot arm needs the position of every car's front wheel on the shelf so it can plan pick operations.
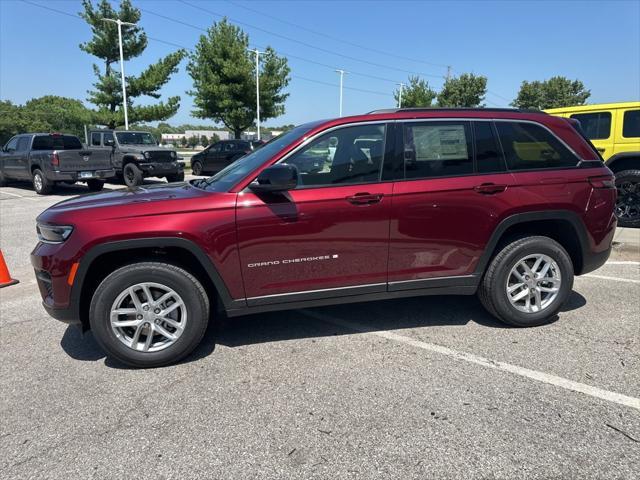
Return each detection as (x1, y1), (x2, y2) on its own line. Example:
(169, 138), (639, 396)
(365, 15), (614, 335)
(478, 236), (574, 327)
(89, 262), (210, 368)
(123, 163), (143, 187)
(166, 172), (185, 183)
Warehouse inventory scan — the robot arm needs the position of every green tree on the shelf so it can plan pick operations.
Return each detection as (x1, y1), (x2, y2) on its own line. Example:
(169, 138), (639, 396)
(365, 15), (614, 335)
(394, 76), (437, 108)
(200, 135), (209, 146)
(187, 19), (290, 139)
(0, 101), (28, 145)
(437, 73), (487, 107)
(511, 76), (591, 109)
(180, 136), (188, 148)
(23, 96), (94, 138)
(80, 0), (186, 128)
(187, 135), (199, 148)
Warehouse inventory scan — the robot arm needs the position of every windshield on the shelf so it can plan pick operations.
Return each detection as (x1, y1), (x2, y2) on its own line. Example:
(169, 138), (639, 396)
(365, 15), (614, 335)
(192, 121), (323, 192)
(115, 131), (157, 145)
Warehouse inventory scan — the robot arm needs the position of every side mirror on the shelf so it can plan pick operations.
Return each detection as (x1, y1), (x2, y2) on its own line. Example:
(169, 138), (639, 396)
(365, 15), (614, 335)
(250, 164), (298, 193)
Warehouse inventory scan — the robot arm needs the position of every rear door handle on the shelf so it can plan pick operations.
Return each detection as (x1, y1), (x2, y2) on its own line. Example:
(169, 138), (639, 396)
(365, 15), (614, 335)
(474, 183), (506, 194)
(346, 192), (383, 205)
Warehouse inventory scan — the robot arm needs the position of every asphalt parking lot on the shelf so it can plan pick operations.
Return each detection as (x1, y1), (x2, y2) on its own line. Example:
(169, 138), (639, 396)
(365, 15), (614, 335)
(1, 178), (639, 479)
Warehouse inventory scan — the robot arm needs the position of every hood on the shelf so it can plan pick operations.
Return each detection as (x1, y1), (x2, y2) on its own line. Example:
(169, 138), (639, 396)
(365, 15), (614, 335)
(38, 182), (206, 218)
(119, 145), (167, 153)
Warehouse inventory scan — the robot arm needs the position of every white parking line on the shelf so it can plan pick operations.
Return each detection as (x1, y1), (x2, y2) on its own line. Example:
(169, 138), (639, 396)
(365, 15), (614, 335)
(605, 261), (640, 265)
(0, 190), (38, 201)
(302, 310), (640, 411)
(582, 274), (640, 284)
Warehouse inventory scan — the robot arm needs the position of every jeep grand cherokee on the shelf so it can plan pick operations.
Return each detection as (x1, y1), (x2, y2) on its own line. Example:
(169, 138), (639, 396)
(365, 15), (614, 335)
(31, 108), (617, 367)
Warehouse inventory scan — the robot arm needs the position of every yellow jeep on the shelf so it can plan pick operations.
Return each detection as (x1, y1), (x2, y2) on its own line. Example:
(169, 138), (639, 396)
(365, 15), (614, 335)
(546, 102), (640, 227)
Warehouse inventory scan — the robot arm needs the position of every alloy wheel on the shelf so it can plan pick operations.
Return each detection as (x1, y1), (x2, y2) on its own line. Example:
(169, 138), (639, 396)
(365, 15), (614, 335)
(506, 254), (561, 314)
(110, 282), (187, 352)
(615, 180), (640, 223)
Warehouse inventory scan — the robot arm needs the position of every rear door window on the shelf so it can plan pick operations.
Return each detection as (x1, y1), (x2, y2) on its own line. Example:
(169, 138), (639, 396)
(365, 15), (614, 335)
(16, 137), (31, 151)
(473, 122), (505, 173)
(402, 122), (473, 179)
(569, 112), (611, 139)
(622, 110), (640, 138)
(91, 132), (101, 146)
(103, 132), (114, 145)
(495, 121), (579, 171)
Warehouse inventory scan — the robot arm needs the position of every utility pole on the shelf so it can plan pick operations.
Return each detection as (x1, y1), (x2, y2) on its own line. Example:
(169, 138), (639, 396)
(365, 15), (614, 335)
(446, 65), (452, 82)
(248, 48), (265, 140)
(397, 82), (405, 108)
(102, 18), (137, 130)
(335, 69), (347, 117)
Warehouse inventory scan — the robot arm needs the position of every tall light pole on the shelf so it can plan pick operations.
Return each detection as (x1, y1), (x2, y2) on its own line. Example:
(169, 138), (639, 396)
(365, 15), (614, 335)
(397, 82), (405, 108)
(335, 69), (347, 117)
(249, 48), (264, 140)
(102, 18), (136, 130)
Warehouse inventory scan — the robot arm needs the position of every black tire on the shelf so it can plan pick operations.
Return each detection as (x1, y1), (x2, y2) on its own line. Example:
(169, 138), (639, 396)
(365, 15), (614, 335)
(191, 161), (203, 176)
(478, 236), (574, 327)
(166, 172), (185, 183)
(614, 169), (640, 228)
(32, 168), (53, 195)
(89, 262), (210, 368)
(86, 179), (105, 192)
(123, 163), (143, 187)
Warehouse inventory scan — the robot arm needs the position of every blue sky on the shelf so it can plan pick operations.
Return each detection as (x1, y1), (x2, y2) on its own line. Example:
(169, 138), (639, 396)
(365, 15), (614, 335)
(1, 0), (639, 127)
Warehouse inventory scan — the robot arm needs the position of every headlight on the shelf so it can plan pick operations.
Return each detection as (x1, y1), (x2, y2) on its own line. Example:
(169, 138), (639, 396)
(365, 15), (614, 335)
(143, 151), (151, 159)
(37, 223), (73, 244)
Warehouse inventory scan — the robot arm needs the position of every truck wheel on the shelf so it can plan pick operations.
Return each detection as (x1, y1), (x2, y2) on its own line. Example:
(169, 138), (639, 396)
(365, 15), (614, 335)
(166, 172), (185, 183)
(87, 179), (105, 192)
(123, 163), (143, 187)
(478, 236), (573, 327)
(191, 161), (203, 176)
(32, 169), (53, 195)
(89, 262), (210, 368)
(614, 169), (640, 228)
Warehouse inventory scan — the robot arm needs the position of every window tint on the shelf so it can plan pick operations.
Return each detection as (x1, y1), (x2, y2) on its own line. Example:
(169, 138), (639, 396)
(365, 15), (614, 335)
(570, 112), (611, 140)
(495, 122), (579, 171)
(284, 124), (386, 187)
(224, 142), (235, 151)
(91, 132), (101, 146)
(16, 137), (30, 151)
(623, 110), (640, 138)
(31, 135), (82, 150)
(474, 122), (505, 173)
(103, 132), (114, 144)
(403, 122), (472, 179)
(212, 143), (222, 152)
(4, 137), (18, 151)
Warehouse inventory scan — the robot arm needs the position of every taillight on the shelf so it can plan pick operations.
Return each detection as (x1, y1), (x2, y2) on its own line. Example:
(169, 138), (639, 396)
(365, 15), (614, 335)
(50, 152), (60, 167)
(588, 175), (615, 189)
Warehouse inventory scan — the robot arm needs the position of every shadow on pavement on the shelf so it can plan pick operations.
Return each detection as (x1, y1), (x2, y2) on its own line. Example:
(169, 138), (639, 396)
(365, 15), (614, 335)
(2, 178), (168, 197)
(59, 290), (587, 368)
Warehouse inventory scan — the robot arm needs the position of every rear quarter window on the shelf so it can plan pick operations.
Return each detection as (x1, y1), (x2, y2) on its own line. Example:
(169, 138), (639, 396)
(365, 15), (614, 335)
(622, 110), (640, 138)
(496, 121), (579, 171)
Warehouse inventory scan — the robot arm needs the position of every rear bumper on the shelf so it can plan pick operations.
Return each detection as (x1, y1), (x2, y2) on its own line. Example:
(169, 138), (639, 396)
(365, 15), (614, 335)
(48, 169), (116, 182)
(138, 161), (184, 176)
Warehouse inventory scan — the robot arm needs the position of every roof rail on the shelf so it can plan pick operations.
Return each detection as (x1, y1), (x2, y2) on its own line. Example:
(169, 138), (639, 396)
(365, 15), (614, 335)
(367, 107), (547, 115)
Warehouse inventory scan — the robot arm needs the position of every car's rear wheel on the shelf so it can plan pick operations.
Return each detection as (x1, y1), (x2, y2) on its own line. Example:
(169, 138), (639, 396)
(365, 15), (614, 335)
(166, 172), (185, 183)
(191, 161), (203, 176)
(32, 169), (53, 195)
(86, 179), (105, 192)
(478, 236), (573, 327)
(614, 169), (640, 228)
(89, 262), (210, 368)
(123, 163), (143, 187)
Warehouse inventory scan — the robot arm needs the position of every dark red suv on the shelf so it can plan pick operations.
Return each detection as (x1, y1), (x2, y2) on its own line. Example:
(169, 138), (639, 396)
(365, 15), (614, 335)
(31, 109), (617, 367)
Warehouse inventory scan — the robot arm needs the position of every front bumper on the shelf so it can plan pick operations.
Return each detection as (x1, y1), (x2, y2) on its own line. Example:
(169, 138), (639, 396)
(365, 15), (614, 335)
(138, 161), (184, 176)
(48, 169), (116, 182)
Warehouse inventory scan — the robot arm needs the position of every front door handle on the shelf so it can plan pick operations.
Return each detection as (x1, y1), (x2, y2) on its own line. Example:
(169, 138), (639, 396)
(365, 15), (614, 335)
(474, 183), (507, 194)
(346, 192), (383, 205)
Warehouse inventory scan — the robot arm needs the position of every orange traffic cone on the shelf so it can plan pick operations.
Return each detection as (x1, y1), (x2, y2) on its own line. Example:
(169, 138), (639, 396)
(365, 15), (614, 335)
(0, 250), (19, 288)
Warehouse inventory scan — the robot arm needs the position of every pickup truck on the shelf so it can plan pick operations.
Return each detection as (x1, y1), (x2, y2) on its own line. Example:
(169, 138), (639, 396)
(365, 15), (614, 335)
(89, 130), (184, 187)
(0, 133), (114, 194)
